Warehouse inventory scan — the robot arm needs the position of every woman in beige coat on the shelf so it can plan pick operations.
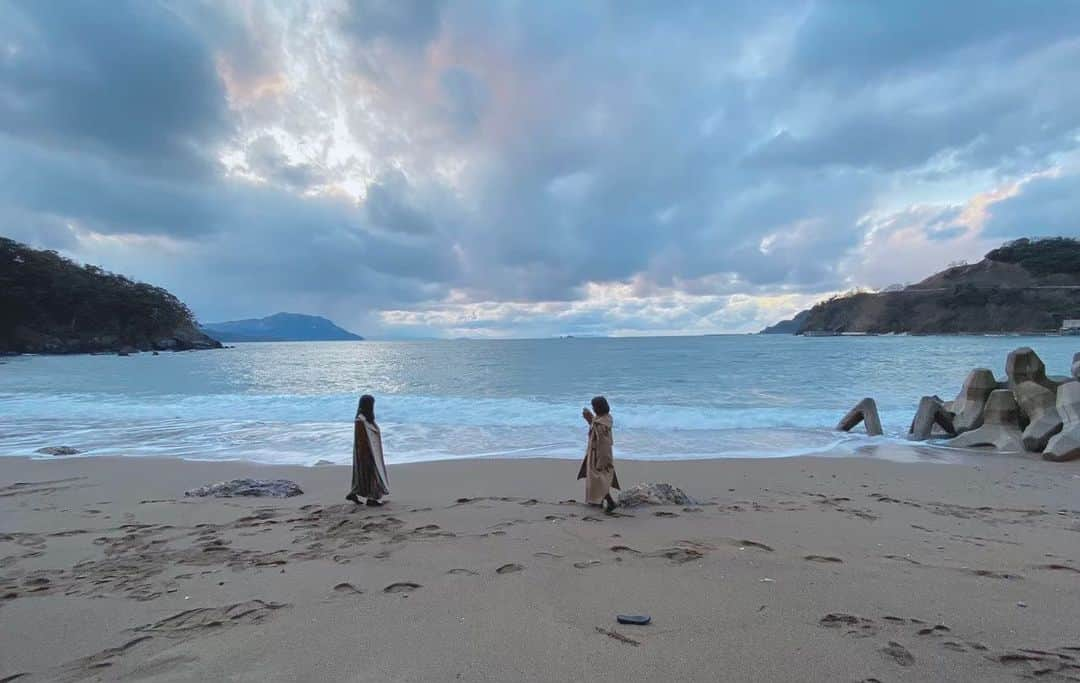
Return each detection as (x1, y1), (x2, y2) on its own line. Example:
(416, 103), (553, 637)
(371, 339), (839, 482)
(578, 395), (620, 514)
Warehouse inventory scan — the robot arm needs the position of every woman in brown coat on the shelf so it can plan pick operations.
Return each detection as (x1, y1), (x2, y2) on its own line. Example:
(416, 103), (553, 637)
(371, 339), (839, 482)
(346, 394), (390, 506)
(578, 395), (620, 513)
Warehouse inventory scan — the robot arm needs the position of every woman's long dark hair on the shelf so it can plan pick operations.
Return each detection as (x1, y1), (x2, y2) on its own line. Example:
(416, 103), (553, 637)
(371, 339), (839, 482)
(591, 395), (610, 416)
(357, 394), (376, 423)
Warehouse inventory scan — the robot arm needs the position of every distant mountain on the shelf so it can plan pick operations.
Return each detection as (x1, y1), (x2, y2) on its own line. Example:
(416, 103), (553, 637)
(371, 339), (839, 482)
(201, 313), (363, 342)
(0, 236), (221, 354)
(760, 237), (1080, 335)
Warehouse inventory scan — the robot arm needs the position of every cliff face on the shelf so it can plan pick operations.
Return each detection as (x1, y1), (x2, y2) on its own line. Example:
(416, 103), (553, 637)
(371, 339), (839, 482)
(764, 238), (1080, 335)
(0, 237), (221, 354)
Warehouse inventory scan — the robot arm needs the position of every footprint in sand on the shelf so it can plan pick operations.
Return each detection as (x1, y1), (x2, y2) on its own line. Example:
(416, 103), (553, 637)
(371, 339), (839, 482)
(643, 547), (700, 565)
(653, 511), (679, 518)
(736, 540), (774, 552)
(1033, 563), (1080, 573)
(496, 563), (524, 574)
(916, 624), (950, 636)
(446, 568), (478, 576)
(803, 555), (844, 563)
(137, 600), (288, 634)
(961, 568), (1021, 580)
(383, 582), (421, 594)
(533, 552), (563, 559)
(883, 554), (922, 565)
(333, 582), (363, 595)
(574, 560), (602, 569)
(819, 613), (878, 637)
(879, 641), (915, 666)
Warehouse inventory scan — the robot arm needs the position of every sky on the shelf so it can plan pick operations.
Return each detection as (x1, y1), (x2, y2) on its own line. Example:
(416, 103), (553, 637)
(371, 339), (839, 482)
(1, 1), (1078, 338)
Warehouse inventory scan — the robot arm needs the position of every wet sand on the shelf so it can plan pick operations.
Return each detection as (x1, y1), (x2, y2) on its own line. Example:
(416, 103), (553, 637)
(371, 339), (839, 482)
(2, 452), (1079, 682)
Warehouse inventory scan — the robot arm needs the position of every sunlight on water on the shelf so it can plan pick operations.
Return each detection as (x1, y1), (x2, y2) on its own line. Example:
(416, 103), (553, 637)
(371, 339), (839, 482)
(1, 336), (1076, 465)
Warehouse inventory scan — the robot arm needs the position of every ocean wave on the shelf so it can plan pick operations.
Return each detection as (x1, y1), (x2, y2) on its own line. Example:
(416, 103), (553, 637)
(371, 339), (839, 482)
(0, 391), (889, 431)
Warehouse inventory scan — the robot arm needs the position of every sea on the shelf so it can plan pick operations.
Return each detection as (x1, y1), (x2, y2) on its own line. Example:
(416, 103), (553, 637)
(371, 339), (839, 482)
(1, 336), (1076, 467)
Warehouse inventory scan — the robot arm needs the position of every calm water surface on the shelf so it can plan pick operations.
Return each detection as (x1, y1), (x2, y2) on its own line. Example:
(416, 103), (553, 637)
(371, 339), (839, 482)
(1, 336), (1076, 466)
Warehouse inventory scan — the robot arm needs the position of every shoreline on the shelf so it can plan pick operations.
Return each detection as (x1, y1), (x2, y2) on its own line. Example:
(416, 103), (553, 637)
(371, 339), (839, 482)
(3, 452), (1079, 681)
(5, 435), (1019, 470)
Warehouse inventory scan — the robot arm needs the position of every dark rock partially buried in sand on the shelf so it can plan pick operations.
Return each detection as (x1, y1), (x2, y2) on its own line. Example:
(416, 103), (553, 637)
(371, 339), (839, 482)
(617, 482), (698, 508)
(1044, 382), (1080, 462)
(907, 396), (955, 441)
(184, 479), (303, 498)
(836, 398), (883, 436)
(945, 389), (1023, 452)
(952, 368), (997, 433)
(35, 446), (80, 456)
(1014, 381), (1063, 452)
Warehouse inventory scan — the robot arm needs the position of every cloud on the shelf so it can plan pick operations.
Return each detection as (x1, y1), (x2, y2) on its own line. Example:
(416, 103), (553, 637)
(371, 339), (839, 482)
(0, 0), (232, 178)
(983, 170), (1080, 239)
(2, 1), (1079, 337)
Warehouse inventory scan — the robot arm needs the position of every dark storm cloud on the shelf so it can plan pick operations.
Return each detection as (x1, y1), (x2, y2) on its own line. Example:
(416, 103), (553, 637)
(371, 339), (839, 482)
(0, 0), (231, 178)
(983, 173), (1080, 239)
(790, 2), (1080, 82)
(2, 0), (1079, 336)
(0, 135), (221, 236)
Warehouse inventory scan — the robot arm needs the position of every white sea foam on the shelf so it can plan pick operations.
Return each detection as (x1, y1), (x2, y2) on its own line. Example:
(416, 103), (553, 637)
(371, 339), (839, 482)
(2, 336), (1076, 466)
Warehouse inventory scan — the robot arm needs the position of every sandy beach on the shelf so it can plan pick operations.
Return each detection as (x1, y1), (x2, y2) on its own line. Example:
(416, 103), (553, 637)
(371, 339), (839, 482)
(2, 451), (1079, 682)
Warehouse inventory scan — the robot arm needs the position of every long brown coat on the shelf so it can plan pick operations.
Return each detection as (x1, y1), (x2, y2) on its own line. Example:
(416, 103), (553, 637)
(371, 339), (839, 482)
(351, 416), (389, 500)
(577, 413), (620, 504)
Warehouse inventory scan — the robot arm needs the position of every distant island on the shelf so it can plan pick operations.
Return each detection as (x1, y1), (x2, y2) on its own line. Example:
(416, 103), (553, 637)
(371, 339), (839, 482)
(762, 237), (1080, 335)
(201, 313), (363, 342)
(0, 236), (221, 354)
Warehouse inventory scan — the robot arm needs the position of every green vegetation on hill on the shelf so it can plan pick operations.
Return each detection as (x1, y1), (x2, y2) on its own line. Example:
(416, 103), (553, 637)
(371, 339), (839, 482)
(986, 237), (1080, 276)
(761, 237), (1080, 335)
(0, 236), (221, 354)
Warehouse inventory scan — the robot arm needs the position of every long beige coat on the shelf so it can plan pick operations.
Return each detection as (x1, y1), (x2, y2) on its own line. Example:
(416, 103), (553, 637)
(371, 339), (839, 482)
(577, 413), (620, 504)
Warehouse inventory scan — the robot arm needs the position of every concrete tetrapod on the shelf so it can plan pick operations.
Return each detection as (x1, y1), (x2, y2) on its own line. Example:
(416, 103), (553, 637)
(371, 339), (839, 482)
(1044, 381), (1080, 462)
(908, 396), (955, 441)
(952, 368), (997, 433)
(1005, 347), (1058, 392)
(945, 389), (1023, 451)
(1014, 381), (1063, 452)
(837, 398), (883, 436)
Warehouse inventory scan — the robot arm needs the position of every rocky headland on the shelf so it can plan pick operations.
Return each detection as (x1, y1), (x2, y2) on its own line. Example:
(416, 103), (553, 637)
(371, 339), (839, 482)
(763, 237), (1080, 335)
(0, 236), (221, 355)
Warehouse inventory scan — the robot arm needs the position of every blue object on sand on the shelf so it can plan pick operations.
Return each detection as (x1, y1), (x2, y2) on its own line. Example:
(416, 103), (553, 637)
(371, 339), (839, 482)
(616, 614), (651, 625)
